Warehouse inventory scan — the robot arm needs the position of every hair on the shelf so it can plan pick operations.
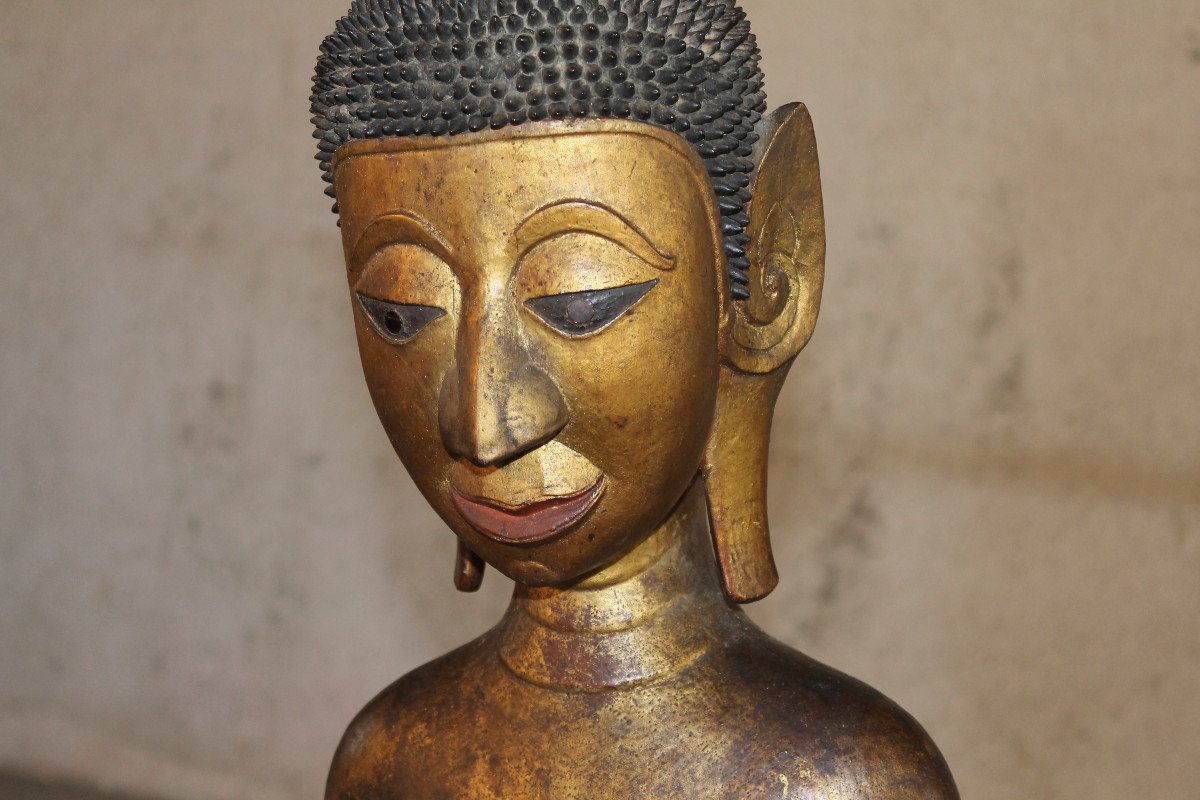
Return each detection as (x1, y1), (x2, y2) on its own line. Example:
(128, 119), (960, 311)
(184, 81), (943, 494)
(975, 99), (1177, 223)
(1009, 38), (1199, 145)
(312, 0), (766, 297)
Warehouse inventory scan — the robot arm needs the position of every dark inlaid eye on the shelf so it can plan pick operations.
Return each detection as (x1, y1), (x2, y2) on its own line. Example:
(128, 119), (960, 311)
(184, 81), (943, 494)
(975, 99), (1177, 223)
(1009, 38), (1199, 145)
(524, 279), (658, 337)
(357, 294), (446, 344)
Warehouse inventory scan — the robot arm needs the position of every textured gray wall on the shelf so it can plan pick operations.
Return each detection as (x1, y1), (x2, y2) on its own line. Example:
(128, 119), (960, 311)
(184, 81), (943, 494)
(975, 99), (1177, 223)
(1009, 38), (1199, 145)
(2, 2), (1197, 799)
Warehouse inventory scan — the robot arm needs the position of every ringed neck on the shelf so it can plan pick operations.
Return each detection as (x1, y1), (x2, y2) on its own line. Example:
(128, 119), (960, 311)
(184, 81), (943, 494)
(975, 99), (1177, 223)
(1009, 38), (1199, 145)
(496, 479), (738, 693)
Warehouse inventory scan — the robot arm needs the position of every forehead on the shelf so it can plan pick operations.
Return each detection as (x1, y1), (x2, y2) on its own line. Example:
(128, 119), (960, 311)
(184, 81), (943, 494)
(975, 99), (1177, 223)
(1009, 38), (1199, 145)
(332, 123), (720, 257)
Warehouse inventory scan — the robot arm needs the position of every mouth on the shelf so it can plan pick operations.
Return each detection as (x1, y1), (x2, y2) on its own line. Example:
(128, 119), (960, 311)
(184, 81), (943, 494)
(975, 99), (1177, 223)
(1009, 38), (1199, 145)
(451, 477), (605, 546)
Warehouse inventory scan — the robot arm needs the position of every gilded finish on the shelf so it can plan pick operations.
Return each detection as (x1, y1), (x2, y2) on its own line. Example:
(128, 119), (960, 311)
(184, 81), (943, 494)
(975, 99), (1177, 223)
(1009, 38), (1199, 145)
(335, 122), (726, 588)
(325, 113), (958, 798)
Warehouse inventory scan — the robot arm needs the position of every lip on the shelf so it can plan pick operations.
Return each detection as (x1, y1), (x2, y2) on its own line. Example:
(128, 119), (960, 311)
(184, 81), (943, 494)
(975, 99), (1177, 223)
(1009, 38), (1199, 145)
(452, 478), (605, 546)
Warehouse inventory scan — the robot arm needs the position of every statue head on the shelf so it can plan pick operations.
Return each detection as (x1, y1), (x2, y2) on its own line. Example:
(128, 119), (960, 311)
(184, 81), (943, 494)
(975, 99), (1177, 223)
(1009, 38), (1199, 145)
(313, 0), (825, 602)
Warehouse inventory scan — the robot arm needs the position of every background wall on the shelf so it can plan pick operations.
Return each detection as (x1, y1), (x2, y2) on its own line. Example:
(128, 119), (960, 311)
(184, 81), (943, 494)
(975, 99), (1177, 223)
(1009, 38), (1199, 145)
(2, 1), (1197, 798)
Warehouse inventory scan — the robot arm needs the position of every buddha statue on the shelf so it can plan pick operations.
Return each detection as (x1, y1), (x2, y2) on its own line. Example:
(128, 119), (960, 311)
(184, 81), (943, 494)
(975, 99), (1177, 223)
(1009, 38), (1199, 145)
(310, 1), (959, 797)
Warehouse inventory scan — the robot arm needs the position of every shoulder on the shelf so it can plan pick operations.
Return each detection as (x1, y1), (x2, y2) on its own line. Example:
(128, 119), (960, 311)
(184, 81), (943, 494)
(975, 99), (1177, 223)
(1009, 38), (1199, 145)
(721, 632), (960, 799)
(324, 635), (494, 800)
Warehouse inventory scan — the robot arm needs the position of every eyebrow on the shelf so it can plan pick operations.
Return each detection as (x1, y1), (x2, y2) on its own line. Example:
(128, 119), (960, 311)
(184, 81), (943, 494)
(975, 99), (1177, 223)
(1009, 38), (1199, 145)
(348, 211), (453, 273)
(512, 200), (676, 270)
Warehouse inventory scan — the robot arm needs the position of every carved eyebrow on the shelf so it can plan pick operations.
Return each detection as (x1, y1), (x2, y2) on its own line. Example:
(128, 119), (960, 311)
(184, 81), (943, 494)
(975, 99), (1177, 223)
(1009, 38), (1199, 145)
(513, 200), (676, 270)
(349, 211), (453, 273)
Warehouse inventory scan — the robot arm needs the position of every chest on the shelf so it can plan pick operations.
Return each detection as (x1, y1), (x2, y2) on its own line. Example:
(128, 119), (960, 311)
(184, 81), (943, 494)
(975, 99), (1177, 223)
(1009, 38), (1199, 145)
(394, 685), (816, 800)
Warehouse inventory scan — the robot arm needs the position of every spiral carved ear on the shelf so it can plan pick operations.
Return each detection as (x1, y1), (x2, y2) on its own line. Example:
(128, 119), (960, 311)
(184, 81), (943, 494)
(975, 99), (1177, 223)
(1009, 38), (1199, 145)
(705, 103), (826, 603)
(727, 103), (826, 374)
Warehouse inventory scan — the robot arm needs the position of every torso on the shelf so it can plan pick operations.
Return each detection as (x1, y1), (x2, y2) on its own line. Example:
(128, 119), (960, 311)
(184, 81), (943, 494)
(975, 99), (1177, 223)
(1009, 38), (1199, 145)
(327, 617), (958, 799)
(326, 493), (958, 800)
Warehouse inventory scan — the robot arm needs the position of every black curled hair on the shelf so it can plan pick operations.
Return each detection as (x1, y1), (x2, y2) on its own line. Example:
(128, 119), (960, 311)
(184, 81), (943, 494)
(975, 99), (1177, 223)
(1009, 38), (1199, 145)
(312, 0), (766, 298)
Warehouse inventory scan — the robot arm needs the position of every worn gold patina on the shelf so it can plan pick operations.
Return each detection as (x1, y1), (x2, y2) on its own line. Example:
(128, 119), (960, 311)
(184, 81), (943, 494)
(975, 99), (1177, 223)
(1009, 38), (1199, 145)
(321, 108), (958, 798)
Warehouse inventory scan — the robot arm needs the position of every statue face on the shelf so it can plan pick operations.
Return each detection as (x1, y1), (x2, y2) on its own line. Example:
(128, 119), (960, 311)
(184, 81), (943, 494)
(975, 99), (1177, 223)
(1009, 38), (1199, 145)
(333, 122), (727, 585)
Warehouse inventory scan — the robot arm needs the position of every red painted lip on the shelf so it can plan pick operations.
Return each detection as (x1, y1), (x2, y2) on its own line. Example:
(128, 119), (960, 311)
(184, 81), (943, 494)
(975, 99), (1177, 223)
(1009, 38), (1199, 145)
(452, 478), (605, 546)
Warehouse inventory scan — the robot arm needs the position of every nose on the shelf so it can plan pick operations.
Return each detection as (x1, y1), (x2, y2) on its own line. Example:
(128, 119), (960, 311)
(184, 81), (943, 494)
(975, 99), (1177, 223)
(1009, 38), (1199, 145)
(439, 292), (568, 468)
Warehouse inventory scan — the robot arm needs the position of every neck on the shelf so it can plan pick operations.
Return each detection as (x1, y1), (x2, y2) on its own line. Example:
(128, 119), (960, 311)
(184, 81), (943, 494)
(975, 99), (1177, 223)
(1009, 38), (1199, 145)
(496, 480), (739, 693)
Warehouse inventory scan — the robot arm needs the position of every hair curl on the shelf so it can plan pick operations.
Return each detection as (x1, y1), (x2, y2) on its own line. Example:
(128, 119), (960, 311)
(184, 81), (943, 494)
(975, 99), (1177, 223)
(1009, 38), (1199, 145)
(312, 0), (766, 297)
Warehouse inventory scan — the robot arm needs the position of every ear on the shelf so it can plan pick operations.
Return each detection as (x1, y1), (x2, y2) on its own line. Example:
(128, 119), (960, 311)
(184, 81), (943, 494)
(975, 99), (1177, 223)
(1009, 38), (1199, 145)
(705, 103), (826, 603)
(454, 540), (486, 592)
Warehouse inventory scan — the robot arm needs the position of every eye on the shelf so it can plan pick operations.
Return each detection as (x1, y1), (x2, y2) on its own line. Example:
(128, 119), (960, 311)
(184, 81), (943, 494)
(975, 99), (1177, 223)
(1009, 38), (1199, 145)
(357, 294), (446, 344)
(524, 279), (658, 337)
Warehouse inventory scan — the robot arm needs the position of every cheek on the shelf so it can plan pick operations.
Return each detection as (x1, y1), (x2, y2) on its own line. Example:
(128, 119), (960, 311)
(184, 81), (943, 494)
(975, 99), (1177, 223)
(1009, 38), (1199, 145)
(537, 276), (720, 491)
(354, 314), (448, 481)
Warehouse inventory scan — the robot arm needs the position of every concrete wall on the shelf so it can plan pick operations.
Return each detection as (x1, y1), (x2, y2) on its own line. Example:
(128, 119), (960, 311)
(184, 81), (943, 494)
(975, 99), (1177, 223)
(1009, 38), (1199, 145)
(2, 1), (1197, 798)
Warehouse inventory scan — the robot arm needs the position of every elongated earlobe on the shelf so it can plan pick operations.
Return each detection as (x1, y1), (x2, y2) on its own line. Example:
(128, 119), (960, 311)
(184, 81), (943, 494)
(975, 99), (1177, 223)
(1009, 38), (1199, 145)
(706, 103), (826, 604)
(454, 540), (486, 592)
(705, 367), (789, 603)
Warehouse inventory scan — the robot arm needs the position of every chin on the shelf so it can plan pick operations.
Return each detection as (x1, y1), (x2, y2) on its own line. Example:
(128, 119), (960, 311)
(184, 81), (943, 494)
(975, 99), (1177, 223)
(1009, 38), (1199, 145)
(489, 558), (574, 588)
(471, 532), (622, 589)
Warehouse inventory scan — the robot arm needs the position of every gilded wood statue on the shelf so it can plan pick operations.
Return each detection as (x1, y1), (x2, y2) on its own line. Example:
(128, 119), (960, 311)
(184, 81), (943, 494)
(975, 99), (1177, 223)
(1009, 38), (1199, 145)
(310, 1), (959, 797)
